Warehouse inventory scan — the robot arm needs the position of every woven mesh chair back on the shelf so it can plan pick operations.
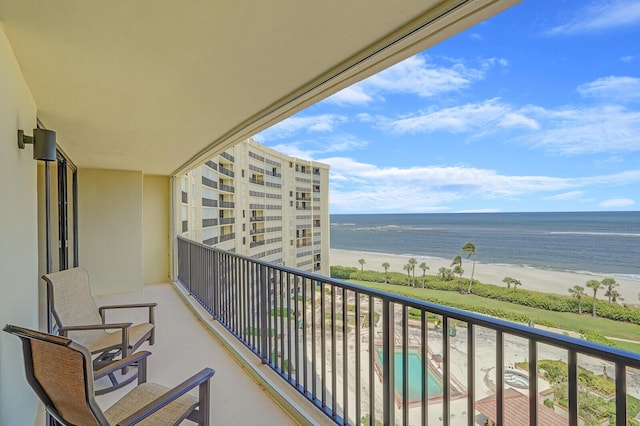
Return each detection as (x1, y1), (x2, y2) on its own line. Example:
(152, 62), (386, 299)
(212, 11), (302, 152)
(31, 339), (103, 425)
(43, 267), (105, 342)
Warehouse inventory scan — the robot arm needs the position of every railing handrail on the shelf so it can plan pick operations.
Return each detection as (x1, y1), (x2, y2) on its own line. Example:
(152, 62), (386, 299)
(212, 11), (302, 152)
(176, 236), (640, 365)
(177, 236), (640, 426)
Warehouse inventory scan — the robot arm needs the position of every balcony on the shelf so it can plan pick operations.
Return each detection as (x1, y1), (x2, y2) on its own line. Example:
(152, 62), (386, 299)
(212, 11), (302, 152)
(219, 217), (235, 225)
(219, 232), (235, 243)
(219, 183), (235, 193)
(92, 283), (309, 425)
(220, 152), (234, 163)
(178, 237), (640, 426)
(219, 166), (234, 178)
(0, 2), (535, 424)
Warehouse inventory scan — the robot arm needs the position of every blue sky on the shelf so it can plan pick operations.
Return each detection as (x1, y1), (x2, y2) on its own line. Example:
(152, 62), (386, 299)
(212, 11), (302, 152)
(255, 0), (640, 214)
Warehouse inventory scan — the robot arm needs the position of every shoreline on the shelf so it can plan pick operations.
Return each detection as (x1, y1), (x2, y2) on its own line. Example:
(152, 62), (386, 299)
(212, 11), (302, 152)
(330, 248), (640, 302)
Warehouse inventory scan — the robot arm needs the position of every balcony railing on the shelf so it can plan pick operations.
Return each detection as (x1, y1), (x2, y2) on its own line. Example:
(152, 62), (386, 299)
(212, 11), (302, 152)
(219, 232), (235, 242)
(219, 166), (235, 177)
(177, 236), (640, 426)
(220, 152), (234, 162)
(219, 183), (235, 193)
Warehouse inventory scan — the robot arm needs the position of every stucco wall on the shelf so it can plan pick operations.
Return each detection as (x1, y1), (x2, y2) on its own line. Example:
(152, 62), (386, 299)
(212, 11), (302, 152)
(143, 175), (170, 283)
(0, 23), (40, 426)
(79, 168), (144, 295)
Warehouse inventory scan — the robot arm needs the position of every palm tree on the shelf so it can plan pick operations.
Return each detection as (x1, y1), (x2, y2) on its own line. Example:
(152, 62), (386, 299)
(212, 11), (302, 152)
(602, 277), (618, 303)
(609, 289), (623, 304)
(382, 262), (390, 284)
(586, 279), (602, 318)
(408, 258), (417, 287)
(512, 278), (522, 290)
(419, 262), (429, 287)
(451, 255), (463, 291)
(461, 241), (477, 293)
(568, 285), (585, 314)
(503, 276), (514, 288)
(402, 264), (411, 285)
(452, 265), (464, 291)
(358, 258), (365, 272)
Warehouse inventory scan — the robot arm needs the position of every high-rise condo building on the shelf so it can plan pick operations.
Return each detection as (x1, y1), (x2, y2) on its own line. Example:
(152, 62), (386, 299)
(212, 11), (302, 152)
(180, 138), (330, 275)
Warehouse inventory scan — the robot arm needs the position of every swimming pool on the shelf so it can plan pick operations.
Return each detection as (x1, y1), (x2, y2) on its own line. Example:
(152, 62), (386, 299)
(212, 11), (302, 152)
(376, 348), (444, 401)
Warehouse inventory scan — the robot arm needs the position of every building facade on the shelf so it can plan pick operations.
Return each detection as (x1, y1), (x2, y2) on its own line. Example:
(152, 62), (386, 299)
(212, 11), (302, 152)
(180, 138), (330, 275)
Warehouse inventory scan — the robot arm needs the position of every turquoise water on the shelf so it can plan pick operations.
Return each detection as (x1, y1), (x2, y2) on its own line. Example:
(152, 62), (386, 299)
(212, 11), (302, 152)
(377, 348), (443, 400)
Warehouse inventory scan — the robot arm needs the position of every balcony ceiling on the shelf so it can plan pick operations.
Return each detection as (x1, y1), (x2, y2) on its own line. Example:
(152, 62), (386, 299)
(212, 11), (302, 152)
(0, 0), (517, 175)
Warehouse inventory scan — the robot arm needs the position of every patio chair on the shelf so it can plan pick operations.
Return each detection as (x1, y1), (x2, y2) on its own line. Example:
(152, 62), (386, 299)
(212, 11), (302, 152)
(4, 324), (214, 426)
(42, 266), (157, 394)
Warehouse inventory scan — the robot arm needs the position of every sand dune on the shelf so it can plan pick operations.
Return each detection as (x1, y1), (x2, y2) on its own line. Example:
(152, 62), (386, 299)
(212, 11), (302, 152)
(330, 248), (640, 303)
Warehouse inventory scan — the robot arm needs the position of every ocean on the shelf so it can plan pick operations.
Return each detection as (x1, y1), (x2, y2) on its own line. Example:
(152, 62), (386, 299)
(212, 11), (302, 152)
(330, 211), (640, 279)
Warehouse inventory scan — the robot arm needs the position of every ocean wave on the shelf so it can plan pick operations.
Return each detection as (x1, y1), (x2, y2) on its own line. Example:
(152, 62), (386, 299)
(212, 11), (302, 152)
(330, 223), (356, 226)
(548, 231), (640, 237)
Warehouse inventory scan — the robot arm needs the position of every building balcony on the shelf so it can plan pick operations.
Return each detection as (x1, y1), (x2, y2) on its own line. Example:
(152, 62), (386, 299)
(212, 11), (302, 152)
(219, 217), (235, 225)
(177, 237), (640, 426)
(219, 183), (235, 193)
(219, 201), (235, 209)
(93, 283), (311, 425)
(219, 232), (235, 242)
(219, 166), (234, 178)
(220, 152), (234, 163)
(250, 228), (265, 235)
(250, 240), (265, 248)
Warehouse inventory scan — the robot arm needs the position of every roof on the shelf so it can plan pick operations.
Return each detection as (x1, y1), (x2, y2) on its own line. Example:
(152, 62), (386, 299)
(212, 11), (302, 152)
(0, 0), (519, 174)
(475, 388), (567, 426)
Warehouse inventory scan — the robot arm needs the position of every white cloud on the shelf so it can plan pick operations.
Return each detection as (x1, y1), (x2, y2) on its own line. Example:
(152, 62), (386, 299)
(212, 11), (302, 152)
(600, 198), (635, 208)
(621, 55), (636, 62)
(499, 113), (540, 130)
(356, 113), (374, 122)
(255, 114), (348, 141)
(519, 104), (640, 154)
(269, 134), (369, 160)
(323, 54), (508, 107)
(370, 93), (640, 155)
(383, 98), (537, 134)
(320, 157), (640, 213)
(546, 0), (640, 35)
(325, 85), (374, 106)
(577, 76), (640, 103)
(545, 191), (585, 200)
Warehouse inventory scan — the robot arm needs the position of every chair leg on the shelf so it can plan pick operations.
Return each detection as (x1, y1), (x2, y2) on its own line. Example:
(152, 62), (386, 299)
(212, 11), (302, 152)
(198, 379), (210, 425)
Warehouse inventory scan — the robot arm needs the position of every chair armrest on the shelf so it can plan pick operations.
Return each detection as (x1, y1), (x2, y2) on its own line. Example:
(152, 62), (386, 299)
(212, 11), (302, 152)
(59, 322), (132, 333)
(99, 302), (157, 311)
(99, 303), (157, 325)
(94, 351), (151, 381)
(116, 368), (215, 426)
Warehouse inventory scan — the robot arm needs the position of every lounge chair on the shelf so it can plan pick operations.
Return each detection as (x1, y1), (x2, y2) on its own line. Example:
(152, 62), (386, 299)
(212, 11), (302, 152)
(42, 266), (156, 394)
(4, 324), (214, 426)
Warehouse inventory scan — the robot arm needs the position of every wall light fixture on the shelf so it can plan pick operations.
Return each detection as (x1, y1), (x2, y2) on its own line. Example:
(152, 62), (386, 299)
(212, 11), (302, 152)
(18, 129), (57, 161)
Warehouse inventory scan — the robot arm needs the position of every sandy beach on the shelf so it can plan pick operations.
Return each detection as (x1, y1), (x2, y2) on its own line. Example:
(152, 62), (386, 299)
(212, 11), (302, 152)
(331, 248), (640, 303)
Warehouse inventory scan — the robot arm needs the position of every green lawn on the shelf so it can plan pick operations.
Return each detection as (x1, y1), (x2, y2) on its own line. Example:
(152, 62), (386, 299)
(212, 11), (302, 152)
(349, 279), (640, 353)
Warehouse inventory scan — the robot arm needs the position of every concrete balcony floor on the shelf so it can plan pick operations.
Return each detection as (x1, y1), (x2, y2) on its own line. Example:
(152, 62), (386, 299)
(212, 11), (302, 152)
(94, 282), (327, 425)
